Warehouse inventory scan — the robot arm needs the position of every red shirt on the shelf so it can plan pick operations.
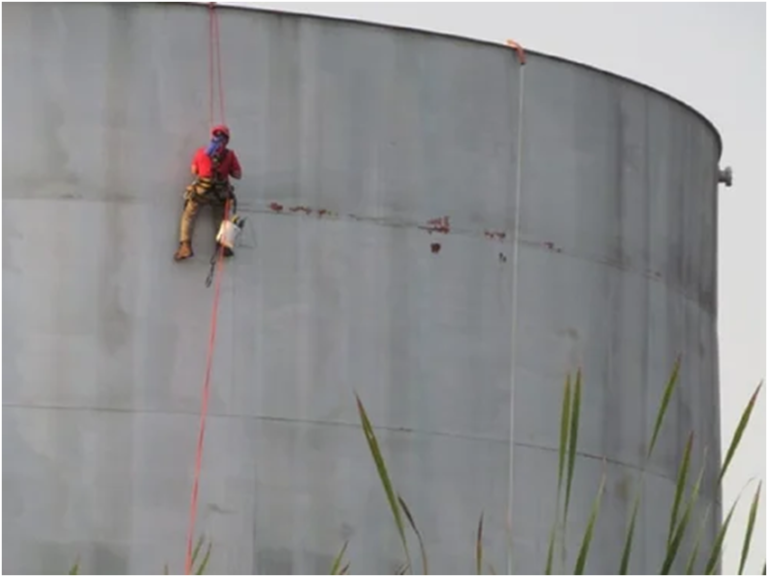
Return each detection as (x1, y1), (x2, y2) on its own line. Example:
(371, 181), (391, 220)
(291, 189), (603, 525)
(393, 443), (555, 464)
(191, 147), (242, 183)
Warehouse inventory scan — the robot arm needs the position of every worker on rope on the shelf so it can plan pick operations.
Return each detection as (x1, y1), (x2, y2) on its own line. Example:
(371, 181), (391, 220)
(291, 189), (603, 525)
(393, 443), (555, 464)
(174, 124), (242, 261)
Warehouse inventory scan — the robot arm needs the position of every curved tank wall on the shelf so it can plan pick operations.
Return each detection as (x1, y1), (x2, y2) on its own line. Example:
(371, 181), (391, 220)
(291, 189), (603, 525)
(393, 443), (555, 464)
(3, 2), (722, 574)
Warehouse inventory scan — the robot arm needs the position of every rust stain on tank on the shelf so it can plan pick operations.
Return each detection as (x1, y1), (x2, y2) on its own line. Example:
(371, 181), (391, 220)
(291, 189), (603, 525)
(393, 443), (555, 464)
(269, 202), (284, 212)
(484, 230), (506, 241)
(317, 209), (328, 217)
(431, 243), (441, 254)
(421, 216), (450, 234)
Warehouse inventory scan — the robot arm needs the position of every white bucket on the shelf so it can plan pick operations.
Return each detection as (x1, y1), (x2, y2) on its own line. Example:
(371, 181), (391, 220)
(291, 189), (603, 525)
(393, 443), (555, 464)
(216, 217), (242, 249)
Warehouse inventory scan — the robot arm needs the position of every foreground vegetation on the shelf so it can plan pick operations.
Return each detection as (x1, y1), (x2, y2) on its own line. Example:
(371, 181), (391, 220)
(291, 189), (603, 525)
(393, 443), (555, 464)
(66, 358), (763, 574)
(340, 358), (764, 575)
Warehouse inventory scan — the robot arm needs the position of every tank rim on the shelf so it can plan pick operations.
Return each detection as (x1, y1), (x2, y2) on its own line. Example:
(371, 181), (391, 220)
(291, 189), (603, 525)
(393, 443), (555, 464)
(171, 1), (724, 159)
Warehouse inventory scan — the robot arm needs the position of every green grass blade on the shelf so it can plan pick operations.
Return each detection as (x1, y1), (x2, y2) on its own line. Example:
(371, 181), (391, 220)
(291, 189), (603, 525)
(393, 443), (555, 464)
(720, 382), (762, 487)
(398, 495), (428, 575)
(618, 493), (641, 574)
(564, 369), (582, 526)
(762, 561), (765, 575)
(661, 452), (706, 575)
(396, 562), (410, 575)
(647, 356), (681, 459)
(573, 464), (607, 575)
(668, 433), (694, 546)
(545, 523), (557, 575)
(704, 498), (740, 574)
(355, 393), (411, 571)
(684, 529), (701, 574)
(545, 372), (572, 575)
(330, 540), (349, 575)
(476, 512), (484, 575)
(619, 360), (685, 574)
(684, 505), (711, 574)
(340, 562), (350, 575)
(558, 373), (572, 495)
(191, 534), (204, 568)
(488, 562), (498, 575)
(738, 480), (762, 575)
(69, 557), (80, 575)
(195, 540), (212, 575)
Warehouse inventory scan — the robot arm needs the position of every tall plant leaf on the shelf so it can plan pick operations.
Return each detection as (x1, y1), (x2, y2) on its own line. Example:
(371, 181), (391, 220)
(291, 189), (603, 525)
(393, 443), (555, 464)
(668, 433), (694, 546)
(661, 453), (706, 575)
(331, 541), (349, 577)
(564, 369), (582, 526)
(720, 382), (762, 486)
(738, 481), (762, 575)
(684, 505), (711, 574)
(704, 498), (740, 574)
(399, 495), (428, 575)
(619, 359), (682, 574)
(476, 512), (484, 575)
(195, 540), (212, 575)
(647, 355), (681, 459)
(546, 373), (573, 575)
(573, 465), (606, 575)
(355, 393), (412, 571)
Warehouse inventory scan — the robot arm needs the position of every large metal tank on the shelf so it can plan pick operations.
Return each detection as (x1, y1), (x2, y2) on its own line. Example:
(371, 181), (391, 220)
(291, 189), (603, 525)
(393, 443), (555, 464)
(3, 2), (724, 574)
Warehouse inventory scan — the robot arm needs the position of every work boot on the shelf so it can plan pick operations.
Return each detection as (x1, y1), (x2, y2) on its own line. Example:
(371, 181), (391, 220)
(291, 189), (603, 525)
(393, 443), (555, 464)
(174, 241), (193, 261)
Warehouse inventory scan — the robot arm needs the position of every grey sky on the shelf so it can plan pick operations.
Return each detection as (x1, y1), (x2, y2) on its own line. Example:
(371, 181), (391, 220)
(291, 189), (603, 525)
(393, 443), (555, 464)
(239, 2), (766, 572)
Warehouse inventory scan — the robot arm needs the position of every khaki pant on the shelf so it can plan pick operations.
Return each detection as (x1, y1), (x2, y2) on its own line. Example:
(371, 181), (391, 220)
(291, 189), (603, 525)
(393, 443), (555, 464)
(178, 180), (232, 244)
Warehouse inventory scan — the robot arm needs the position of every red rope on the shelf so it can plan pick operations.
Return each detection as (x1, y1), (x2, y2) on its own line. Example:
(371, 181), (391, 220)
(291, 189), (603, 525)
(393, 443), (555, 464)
(184, 3), (229, 574)
(206, 2), (225, 128)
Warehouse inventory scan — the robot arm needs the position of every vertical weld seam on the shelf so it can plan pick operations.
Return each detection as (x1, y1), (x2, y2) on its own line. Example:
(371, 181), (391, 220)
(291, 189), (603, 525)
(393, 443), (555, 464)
(507, 62), (526, 575)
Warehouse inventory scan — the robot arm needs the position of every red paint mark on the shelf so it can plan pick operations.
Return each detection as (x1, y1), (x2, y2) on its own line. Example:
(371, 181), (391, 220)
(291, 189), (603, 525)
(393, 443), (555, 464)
(484, 230), (507, 241)
(317, 209), (328, 217)
(542, 241), (563, 253)
(423, 216), (450, 234)
(269, 202), (284, 212)
(431, 243), (441, 254)
(290, 205), (313, 215)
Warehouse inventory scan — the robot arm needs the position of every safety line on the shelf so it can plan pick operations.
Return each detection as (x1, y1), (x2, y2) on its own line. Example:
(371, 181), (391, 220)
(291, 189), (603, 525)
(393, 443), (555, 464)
(207, 2), (225, 128)
(505, 38), (526, 576)
(184, 3), (229, 574)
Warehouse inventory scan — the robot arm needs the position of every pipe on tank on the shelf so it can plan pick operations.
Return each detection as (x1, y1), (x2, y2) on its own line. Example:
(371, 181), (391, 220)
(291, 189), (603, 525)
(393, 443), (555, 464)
(718, 166), (733, 187)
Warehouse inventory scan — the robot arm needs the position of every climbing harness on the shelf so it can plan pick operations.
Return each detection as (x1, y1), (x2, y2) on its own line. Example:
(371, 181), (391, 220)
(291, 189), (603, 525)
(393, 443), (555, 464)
(184, 3), (229, 575)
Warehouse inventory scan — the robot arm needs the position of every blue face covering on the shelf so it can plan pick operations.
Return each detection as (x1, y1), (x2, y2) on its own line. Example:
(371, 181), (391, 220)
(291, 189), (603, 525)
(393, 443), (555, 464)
(205, 134), (227, 159)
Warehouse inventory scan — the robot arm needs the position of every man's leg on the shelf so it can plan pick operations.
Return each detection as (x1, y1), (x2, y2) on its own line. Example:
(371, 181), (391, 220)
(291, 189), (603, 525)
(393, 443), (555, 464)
(174, 197), (200, 261)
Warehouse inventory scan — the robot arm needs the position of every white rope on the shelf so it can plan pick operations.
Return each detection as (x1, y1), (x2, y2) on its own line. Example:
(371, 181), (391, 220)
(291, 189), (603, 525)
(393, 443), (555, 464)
(506, 58), (526, 576)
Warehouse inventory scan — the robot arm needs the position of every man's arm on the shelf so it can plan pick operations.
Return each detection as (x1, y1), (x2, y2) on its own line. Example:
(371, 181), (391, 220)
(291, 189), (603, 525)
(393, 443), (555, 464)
(191, 149), (201, 175)
(229, 151), (242, 180)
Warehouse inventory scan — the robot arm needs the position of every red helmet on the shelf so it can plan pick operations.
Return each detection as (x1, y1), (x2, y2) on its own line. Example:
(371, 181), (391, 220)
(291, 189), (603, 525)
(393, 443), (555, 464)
(211, 124), (230, 140)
